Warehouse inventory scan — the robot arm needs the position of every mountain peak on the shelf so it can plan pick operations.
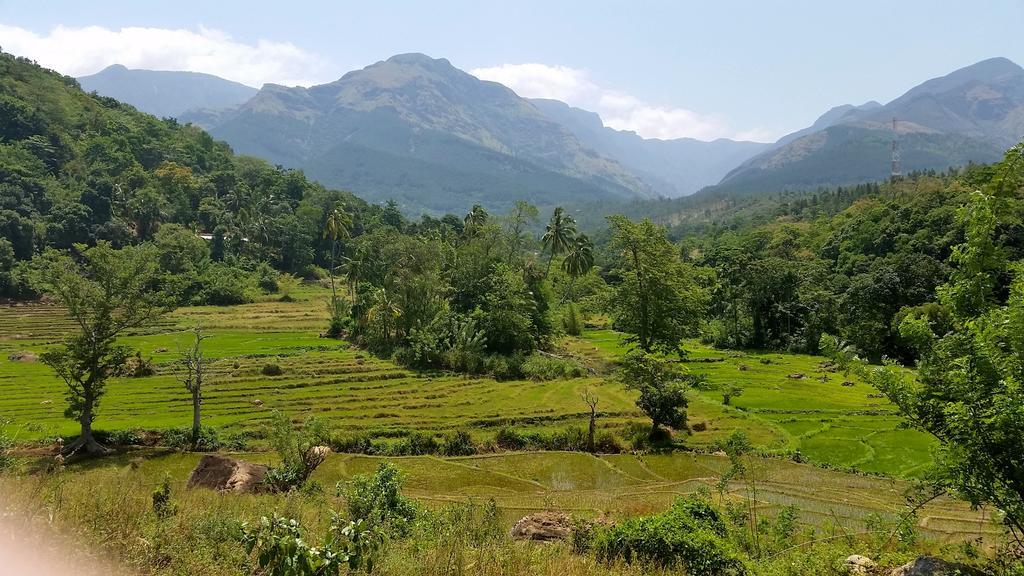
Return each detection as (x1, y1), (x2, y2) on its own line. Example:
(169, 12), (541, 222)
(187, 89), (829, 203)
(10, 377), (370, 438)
(385, 53), (452, 68)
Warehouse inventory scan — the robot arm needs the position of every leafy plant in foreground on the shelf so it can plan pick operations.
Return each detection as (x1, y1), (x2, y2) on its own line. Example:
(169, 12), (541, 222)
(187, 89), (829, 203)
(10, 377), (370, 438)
(241, 513), (382, 575)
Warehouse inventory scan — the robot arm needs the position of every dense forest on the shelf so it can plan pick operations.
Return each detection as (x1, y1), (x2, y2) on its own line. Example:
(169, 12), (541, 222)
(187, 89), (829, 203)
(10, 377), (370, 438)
(4, 50), (1024, 370)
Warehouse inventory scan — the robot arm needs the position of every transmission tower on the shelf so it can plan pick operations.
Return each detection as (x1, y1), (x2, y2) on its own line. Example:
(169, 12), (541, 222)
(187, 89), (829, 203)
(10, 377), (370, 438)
(890, 116), (902, 183)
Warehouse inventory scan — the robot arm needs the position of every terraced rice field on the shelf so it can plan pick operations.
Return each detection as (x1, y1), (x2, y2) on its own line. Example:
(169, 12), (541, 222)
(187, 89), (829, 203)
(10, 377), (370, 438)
(59, 450), (1003, 546)
(566, 330), (938, 477)
(2, 287), (933, 476)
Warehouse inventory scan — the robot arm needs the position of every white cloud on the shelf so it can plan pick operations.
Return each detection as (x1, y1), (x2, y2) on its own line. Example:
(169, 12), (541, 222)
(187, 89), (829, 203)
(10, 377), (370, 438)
(473, 62), (775, 142)
(0, 24), (329, 87)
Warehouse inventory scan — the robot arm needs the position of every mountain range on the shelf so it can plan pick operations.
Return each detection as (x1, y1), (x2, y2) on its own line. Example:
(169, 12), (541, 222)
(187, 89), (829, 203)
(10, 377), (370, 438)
(77, 55), (1024, 213)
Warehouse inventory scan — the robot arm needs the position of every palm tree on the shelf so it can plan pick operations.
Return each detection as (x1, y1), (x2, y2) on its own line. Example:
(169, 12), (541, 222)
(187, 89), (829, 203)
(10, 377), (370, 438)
(367, 289), (402, 343)
(324, 207), (352, 310)
(542, 207), (577, 276)
(561, 233), (594, 302)
(463, 204), (488, 236)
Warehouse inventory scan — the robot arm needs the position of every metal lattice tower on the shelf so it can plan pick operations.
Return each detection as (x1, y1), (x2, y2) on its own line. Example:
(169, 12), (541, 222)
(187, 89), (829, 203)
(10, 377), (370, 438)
(890, 116), (902, 183)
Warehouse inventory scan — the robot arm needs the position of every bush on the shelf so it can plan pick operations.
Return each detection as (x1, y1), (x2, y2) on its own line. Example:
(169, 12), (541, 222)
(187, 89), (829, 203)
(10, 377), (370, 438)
(241, 513), (382, 575)
(561, 304), (583, 336)
(549, 426), (587, 451)
(396, 431), (439, 455)
(0, 421), (14, 472)
(263, 412), (332, 492)
(594, 431), (624, 454)
(594, 495), (744, 573)
(261, 363), (284, 376)
(195, 263), (256, 305)
(521, 354), (585, 380)
(494, 427), (527, 451)
(94, 428), (144, 446)
(161, 426), (246, 451)
(338, 462), (416, 535)
(332, 432), (373, 454)
(440, 430), (476, 456)
(116, 351), (156, 377)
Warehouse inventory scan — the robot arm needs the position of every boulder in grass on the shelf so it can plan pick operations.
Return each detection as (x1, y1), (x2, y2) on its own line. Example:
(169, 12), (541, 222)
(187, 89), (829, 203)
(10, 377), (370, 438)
(8, 351), (37, 362)
(187, 454), (268, 494)
(787, 373), (805, 379)
(889, 557), (988, 576)
(845, 555), (876, 574)
(510, 511), (572, 542)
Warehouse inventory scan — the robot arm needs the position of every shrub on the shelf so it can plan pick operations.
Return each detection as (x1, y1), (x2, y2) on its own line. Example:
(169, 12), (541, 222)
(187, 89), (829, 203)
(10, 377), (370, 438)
(494, 427), (527, 451)
(0, 421), (13, 472)
(95, 428), (144, 446)
(276, 273), (301, 301)
(440, 430), (476, 456)
(116, 351), (156, 377)
(594, 495), (743, 574)
(397, 431), (439, 455)
(195, 263), (255, 305)
(241, 513), (382, 575)
(549, 426), (587, 451)
(151, 474), (177, 519)
(521, 354), (585, 380)
(338, 462), (417, 535)
(332, 433), (373, 454)
(594, 431), (624, 454)
(561, 304), (583, 336)
(161, 426), (246, 451)
(261, 363), (284, 376)
(263, 412), (332, 492)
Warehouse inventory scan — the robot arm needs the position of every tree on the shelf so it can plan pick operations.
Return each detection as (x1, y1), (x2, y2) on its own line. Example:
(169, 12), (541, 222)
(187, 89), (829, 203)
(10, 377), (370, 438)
(822, 147), (1024, 543)
(35, 242), (172, 456)
(542, 207), (576, 276)
(582, 387), (599, 453)
(463, 204), (489, 236)
(561, 233), (594, 303)
(504, 200), (538, 262)
(178, 327), (209, 448)
(619, 350), (694, 438)
(323, 206), (352, 317)
(607, 216), (706, 355)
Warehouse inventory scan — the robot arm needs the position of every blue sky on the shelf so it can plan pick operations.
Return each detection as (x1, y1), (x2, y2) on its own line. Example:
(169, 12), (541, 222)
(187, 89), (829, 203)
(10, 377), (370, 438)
(1, 0), (1022, 141)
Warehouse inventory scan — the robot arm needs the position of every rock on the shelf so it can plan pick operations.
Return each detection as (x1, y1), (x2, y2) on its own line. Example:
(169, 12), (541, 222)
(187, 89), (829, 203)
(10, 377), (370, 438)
(187, 454), (268, 494)
(787, 373), (805, 379)
(842, 381), (856, 387)
(154, 347), (168, 353)
(510, 511), (572, 542)
(8, 351), (38, 362)
(889, 556), (987, 576)
(845, 555), (876, 574)
(251, 399), (264, 407)
(737, 364), (750, 371)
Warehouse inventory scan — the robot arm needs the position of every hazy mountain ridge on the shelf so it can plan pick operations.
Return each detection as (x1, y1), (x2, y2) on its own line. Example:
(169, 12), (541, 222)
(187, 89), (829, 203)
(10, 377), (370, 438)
(717, 57), (1024, 193)
(78, 64), (258, 118)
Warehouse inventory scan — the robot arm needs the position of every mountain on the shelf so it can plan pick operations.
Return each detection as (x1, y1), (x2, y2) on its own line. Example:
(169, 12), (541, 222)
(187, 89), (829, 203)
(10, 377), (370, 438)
(193, 53), (655, 214)
(78, 64), (258, 118)
(529, 98), (769, 197)
(717, 58), (1024, 193)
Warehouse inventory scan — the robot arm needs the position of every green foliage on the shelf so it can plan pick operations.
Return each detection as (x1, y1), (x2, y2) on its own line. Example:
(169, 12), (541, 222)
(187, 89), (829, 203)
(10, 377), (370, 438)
(0, 418), (14, 472)
(440, 430), (476, 456)
(338, 462), (417, 535)
(606, 215), (707, 355)
(241, 513), (382, 576)
(263, 411), (332, 492)
(560, 303), (584, 336)
(151, 473), (177, 519)
(594, 495), (744, 573)
(619, 350), (696, 436)
(33, 242), (172, 455)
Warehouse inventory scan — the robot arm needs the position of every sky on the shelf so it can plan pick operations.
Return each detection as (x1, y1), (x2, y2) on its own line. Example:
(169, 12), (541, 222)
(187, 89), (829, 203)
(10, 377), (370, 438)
(1, 0), (1022, 142)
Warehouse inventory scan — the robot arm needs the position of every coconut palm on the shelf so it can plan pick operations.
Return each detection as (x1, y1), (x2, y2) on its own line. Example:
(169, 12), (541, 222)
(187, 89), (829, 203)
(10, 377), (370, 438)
(367, 288), (402, 343)
(561, 233), (594, 302)
(323, 206), (352, 308)
(542, 207), (577, 276)
(463, 204), (489, 236)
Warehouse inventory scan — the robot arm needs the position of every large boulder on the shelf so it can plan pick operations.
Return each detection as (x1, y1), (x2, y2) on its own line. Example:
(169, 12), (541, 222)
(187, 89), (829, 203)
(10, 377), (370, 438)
(187, 454), (268, 494)
(510, 511), (572, 542)
(890, 556), (987, 576)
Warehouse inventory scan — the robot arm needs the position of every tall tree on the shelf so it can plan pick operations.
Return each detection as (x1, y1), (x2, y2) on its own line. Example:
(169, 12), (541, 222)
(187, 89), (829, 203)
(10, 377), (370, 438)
(607, 216), (706, 354)
(178, 327), (210, 449)
(324, 206), (352, 323)
(560, 233), (594, 302)
(463, 204), (489, 237)
(582, 387), (599, 453)
(504, 200), (539, 262)
(36, 243), (172, 457)
(542, 207), (576, 276)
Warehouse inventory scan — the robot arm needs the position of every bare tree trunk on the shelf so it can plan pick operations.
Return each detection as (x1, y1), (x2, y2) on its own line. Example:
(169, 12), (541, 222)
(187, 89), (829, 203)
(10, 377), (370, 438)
(191, 389), (202, 448)
(587, 406), (596, 453)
